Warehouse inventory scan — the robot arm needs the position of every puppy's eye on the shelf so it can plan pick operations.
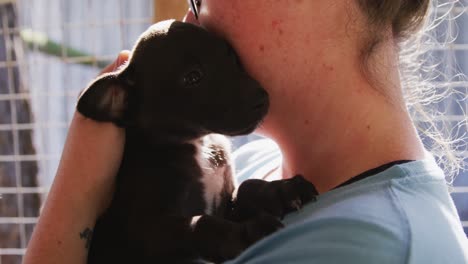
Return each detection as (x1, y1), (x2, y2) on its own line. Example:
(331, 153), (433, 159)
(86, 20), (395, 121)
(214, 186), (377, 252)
(182, 67), (204, 88)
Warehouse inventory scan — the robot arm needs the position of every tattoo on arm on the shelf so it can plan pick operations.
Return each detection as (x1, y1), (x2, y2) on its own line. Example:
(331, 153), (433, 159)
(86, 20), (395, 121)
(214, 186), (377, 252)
(79, 227), (93, 249)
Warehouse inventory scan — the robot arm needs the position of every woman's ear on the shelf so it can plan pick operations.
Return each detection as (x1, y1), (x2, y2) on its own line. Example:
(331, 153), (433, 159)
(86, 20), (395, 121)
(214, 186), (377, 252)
(77, 72), (128, 126)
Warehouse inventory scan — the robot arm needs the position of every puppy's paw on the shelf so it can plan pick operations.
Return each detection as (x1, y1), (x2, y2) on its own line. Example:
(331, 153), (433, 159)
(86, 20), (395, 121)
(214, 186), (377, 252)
(274, 175), (318, 217)
(232, 176), (318, 222)
(213, 215), (283, 262)
(290, 174), (319, 204)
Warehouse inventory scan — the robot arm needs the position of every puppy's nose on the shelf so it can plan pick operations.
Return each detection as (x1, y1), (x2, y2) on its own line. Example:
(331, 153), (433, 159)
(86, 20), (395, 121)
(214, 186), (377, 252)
(253, 89), (269, 110)
(257, 89), (269, 101)
(253, 102), (265, 111)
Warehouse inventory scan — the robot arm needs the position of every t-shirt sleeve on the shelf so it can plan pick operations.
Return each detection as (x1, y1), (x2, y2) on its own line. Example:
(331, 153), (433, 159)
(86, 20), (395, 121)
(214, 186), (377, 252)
(224, 217), (408, 264)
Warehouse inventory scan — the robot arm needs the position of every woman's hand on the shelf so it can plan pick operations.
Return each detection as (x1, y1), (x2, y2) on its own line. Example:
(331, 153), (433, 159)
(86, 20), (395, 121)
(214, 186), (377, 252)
(23, 50), (130, 264)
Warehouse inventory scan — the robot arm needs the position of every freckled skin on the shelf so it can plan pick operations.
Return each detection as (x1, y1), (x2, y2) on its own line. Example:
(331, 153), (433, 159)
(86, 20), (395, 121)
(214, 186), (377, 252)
(188, 0), (427, 199)
(271, 20), (281, 28)
(198, 1), (288, 82)
(197, 0), (333, 141)
(322, 63), (335, 71)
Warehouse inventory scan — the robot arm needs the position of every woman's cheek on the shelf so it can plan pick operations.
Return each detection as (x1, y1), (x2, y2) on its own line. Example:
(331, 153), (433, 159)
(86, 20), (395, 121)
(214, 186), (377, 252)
(198, 0), (251, 37)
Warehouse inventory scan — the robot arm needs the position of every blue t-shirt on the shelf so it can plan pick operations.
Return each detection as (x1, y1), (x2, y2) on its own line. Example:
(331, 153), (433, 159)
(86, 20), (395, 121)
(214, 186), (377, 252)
(227, 139), (468, 264)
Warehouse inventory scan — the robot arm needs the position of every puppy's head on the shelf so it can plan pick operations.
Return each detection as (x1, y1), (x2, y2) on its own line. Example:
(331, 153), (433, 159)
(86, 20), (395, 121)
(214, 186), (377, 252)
(77, 20), (269, 142)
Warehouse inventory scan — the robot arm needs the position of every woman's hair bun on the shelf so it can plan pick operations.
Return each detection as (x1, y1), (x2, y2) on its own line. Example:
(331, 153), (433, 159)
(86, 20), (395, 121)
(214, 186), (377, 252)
(358, 0), (430, 38)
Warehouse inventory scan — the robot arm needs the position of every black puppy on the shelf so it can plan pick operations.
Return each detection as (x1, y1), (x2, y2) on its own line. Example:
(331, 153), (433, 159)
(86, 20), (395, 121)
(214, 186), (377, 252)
(77, 20), (318, 263)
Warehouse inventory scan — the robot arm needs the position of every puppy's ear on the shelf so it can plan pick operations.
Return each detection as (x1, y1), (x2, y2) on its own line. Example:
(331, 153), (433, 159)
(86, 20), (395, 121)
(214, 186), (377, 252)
(77, 72), (129, 126)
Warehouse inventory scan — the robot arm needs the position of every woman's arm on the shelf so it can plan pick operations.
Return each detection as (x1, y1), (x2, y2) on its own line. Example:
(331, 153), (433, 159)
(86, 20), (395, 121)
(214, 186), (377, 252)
(23, 51), (129, 264)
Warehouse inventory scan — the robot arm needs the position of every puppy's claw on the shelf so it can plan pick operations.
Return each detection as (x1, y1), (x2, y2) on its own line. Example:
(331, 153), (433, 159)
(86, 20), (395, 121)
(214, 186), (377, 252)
(291, 199), (302, 211)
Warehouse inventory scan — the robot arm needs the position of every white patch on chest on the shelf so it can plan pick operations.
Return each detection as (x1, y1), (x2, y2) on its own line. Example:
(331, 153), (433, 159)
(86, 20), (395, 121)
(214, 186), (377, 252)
(190, 215), (202, 230)
(192, 135), (233, 215)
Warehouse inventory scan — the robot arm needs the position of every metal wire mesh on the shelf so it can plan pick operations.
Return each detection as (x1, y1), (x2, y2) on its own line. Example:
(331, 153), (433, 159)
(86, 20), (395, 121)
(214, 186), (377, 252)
(0, 0), (153, 263)
(446, 4), (468, 235)
(429, 4), (468, 234)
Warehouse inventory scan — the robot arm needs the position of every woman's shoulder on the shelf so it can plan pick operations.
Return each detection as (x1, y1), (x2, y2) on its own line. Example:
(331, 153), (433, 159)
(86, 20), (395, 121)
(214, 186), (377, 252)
(226, 213), (409, 264)
(228, 144), (411, 263)
(226, 156), (468, 264)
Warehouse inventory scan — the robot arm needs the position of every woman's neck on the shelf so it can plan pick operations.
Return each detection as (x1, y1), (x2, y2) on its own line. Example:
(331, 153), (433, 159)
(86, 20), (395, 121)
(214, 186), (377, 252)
(257, 41), (426, 193)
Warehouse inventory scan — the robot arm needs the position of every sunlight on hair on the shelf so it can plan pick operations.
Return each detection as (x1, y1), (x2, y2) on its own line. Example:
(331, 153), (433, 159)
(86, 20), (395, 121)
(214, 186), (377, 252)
(399, 0), (468, 184)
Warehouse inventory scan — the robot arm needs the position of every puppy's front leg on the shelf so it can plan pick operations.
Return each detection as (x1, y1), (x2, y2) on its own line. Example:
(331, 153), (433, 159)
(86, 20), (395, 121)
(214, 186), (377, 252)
(190, 214), (282, 263)
(128, 214), (282, 263)
(230, 175), (319, 222)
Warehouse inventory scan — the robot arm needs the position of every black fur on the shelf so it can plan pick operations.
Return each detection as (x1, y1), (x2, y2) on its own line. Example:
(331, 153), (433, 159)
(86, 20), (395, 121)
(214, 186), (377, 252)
(77, 20), (318, 263)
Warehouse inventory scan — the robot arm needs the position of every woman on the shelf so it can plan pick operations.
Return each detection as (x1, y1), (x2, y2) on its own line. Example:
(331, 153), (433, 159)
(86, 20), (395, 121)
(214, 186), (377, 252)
(24, 0), (468, 263)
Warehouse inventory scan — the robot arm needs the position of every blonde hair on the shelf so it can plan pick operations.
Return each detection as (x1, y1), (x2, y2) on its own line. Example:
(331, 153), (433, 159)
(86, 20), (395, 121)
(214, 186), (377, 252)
(359, 0), (467, 182)
(399, 0), (467, 183)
